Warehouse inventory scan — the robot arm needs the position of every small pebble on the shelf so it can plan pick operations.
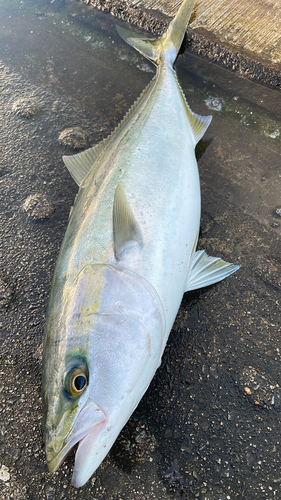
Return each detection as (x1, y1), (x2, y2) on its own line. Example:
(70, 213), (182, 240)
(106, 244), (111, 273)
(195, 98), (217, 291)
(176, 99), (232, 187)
(59, 127), (88, 149)
(268, 129), (280, 139)
(23, 194), (55, 219)
(205, 96), (223, 111)
(0, 464), (10, 482)
(244, 386), (251, 395)
(0, 279), (12, 309)
(12, 97), (40, 118)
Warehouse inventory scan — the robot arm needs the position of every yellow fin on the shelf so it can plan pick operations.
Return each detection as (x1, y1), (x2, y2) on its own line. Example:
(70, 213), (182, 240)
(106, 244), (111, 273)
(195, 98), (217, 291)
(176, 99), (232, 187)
(174, 75), (212, 143)
(64, 79), (157, 187)
(116, 26), (160, 65)
(117, 0), (196, 65)
(163, 0), (195, 55)
(186, 106), (212, 144)
(186, 250), (240, 291)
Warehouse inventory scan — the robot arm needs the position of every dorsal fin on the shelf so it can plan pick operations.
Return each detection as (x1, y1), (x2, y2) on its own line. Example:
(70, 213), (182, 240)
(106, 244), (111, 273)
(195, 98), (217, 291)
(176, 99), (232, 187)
(63, 79), (156, 187)
(113, 184), (143, 259)
(62, 142), (106, 186)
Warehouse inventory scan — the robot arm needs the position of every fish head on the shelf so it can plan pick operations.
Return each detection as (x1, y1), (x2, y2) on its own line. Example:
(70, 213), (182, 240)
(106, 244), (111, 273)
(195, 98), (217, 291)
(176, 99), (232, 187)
(43, 347), (106, 475)
(43, 263), (165, 487)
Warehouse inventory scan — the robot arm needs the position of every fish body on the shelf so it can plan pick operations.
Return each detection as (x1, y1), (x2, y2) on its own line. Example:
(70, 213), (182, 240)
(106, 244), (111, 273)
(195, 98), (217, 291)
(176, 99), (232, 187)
(42, 0), (239, 487)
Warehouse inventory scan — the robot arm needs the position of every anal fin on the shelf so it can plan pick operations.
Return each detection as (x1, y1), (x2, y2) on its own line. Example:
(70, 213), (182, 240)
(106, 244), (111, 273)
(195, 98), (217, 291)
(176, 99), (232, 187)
(174, 74), (212, 144)
(186, 250), (239, 292)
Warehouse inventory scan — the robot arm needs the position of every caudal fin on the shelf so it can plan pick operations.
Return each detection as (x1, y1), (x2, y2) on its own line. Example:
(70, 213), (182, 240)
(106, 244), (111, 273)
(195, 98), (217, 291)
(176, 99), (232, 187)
(164, 0), (195, 56)
(117, 0), (195, 65)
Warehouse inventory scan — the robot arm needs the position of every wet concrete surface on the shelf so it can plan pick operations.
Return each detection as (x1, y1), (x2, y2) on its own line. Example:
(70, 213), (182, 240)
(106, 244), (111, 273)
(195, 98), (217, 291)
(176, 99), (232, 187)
(83, 0), (281, 89)
(0, 0), (280, 499)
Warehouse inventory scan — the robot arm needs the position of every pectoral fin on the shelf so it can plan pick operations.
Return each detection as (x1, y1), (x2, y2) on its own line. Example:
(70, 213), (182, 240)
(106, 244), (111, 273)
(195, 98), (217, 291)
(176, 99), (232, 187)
(113, 184), (143, 259)
(186, 250), (239, 291)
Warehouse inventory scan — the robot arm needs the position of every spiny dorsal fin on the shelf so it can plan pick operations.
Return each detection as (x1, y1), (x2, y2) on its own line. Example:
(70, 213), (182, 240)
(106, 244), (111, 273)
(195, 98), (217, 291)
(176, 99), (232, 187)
(113, 184), (143, 259)
(186, 250), (240, 291)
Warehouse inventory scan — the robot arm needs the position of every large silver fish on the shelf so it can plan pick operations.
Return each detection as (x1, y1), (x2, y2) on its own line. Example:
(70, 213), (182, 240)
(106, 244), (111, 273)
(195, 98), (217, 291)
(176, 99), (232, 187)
(42, 0), (239, 487)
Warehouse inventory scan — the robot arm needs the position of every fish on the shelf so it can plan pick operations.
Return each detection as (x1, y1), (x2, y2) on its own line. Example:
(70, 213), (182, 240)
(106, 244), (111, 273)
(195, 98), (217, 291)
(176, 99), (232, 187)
(42, 0), (239, 488)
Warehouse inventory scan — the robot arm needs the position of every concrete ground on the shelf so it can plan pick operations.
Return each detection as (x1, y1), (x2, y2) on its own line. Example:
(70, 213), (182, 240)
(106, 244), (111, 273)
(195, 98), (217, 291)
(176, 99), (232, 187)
(0, 0), (280, 499)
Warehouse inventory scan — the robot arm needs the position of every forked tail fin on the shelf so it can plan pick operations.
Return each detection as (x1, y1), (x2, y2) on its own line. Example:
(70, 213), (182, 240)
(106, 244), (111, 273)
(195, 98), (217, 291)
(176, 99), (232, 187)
(117, 0), (195, 66)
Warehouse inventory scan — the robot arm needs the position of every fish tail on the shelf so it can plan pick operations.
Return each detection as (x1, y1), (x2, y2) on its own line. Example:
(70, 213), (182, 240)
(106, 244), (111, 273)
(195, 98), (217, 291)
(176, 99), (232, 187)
(163, 0), (195, 58)
(116, 0), (195, 65)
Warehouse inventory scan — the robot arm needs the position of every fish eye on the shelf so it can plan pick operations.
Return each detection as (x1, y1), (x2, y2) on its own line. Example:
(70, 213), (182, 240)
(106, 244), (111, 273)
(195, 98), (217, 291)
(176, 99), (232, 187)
(65, 367), (88, 397)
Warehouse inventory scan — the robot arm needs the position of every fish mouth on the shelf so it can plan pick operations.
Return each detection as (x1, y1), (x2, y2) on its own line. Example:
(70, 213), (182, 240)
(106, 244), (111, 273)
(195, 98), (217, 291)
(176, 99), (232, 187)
(71, 421), (109, 488)
(46, 399), (106, 474)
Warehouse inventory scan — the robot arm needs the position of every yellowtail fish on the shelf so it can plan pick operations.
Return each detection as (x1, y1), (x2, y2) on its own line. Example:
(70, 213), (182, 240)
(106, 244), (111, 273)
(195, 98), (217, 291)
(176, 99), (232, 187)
(42, 0), (239, 487)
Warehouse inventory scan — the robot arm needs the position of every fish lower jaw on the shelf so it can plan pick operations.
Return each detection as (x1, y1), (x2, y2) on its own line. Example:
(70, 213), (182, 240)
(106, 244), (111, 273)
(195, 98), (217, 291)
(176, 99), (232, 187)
(71, 422), (112, 488)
